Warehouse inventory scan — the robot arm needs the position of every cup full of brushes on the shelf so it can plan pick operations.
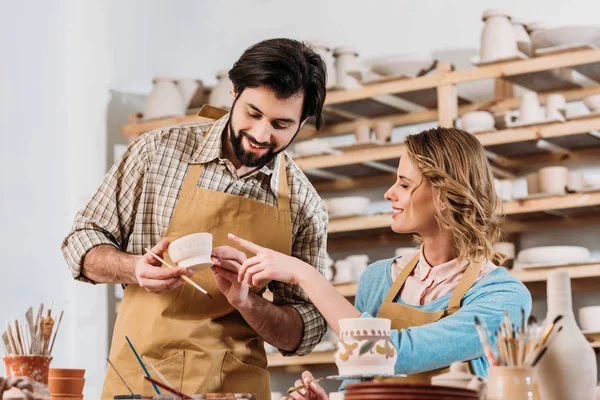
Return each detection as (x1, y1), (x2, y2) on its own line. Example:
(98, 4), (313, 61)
(2, 303), (63, 385)
(473, 309), (564, 400)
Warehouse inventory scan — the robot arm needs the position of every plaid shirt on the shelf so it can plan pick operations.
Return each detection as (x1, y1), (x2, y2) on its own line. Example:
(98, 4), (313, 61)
(61, 114), (328, 356)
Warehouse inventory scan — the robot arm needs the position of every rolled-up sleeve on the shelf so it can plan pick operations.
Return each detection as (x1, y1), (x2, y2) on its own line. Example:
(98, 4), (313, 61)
(61, 135), (151, 283)
(269, 189), (328, 356)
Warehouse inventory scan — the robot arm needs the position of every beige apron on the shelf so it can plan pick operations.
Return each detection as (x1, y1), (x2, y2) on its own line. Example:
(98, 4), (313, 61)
(102, 110), (292, 400)
(377, 252), (482, 383)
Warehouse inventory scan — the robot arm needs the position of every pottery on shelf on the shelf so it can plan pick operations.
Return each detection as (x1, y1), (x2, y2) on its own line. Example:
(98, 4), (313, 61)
(461, 111), (495, 132)
(373, 120), (393, 142)
(144, 77), (186, 120)
(511, 16), (532, 57)
(176, 78), (205, 110)
(545, 94), (566, 120)
(354, 120), (372, 142)
(583, 94), (600, 112)
(333, 46), (360, 89)
(518, 92), (544, 123)
(579, 305), (600, 332)
(526, 172), (540, 195)
(309, 41), (337, 89)
(538, 166), (568, 195)
(494, 179), (513, 202)
(567, 171), (584, 192)
(208, 69), (233, 110)
(168, 233), (213, 270)
(480, 10), (518, 62)
(535, 269), (597, 400)
(334, 318), (397, 376)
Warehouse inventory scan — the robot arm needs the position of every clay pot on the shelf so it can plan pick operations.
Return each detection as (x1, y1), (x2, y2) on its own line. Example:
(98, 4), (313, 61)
(48, 377), (85, 395)
(3, 355), (52, 385)
(48, 368), (85, 379)
(539, 166), (568, 195)
(487, 367), (540, 400)
(144, 77), (186, 120)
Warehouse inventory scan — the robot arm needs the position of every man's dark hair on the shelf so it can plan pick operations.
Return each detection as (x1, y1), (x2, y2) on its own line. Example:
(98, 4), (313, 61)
(229, 38), (327, 130)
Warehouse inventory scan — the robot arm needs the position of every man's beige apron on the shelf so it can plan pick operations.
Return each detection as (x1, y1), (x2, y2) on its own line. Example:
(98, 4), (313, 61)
(102, 111), (292, 399)
(377, 252), (482, 383)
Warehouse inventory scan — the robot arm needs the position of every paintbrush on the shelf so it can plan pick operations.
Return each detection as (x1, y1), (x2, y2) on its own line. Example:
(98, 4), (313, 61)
(474, 316), (497, 366)
(106, 358), (135, 396)
(144, 376), (193, 399)
(125, 336), (160, 394)
(531, 326), (564, 367)
(145, 248), (213, 299)
(287, 377), (325, 394)
(525, 315), (563, 365)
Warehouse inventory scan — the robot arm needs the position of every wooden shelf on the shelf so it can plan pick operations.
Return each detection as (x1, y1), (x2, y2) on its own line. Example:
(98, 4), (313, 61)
(327, 190), (600, 235)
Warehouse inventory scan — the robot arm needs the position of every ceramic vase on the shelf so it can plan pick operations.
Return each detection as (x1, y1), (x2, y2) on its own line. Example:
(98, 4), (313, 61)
(333, 46), (360, 89)
(144, 77), (186, 120)
(208, 70), (233, 110)
(309, 41), (337, 89)
(176, 78), (205, 110)
(535, 269), (597, 400)
(334, 318), (397, 376)
(480, 10), (518, 62)
(518, 92), (543, 123)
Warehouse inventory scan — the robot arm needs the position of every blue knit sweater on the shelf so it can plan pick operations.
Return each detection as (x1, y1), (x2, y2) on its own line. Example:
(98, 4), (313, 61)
(351, 257), (532, 377)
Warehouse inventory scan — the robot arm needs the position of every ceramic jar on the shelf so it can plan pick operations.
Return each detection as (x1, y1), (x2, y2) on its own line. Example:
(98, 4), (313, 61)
(176, 78), (205, 110)
(511, 17), (532, 56)
(488, 367), (540, 400)
(480, 10), (518, 62)
(334, 318), (397, 376)
(354, 120), (372, 142)
(545, 94), (566, 121)
(309, 41), (336, 89)
(518, 92), (543, 123)
(144, 77), (186, 120)
(535, 269), (597, 400)
(373, 121), (393, 143)
(526, 172), (540, 195)
(208, 70), (233, 110)
(538, 166), (568, 195)
(333, 46), (360, 89)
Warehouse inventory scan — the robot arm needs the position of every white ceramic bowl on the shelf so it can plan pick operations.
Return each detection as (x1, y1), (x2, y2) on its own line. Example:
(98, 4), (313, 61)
(579, 305), (600, 332)
(531, 26), (600, 51)
(460, 111), (495, 132)
(293, 138), (333, 156)
(168, 232), (213, 270)
(583, 94), (600, 112)
(325, 196), (370, 218)
(335, 318), (397, 376)
(517, 245), (590, 265)
(370, 57), (435, 78)
(583, 173), (600, 188)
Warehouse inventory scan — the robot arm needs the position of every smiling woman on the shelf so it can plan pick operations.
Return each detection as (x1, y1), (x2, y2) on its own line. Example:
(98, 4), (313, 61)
(230, 126), (532, 399)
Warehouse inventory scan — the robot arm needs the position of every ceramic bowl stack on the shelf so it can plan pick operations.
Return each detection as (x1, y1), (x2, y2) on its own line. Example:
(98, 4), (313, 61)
(343, 382), (480, 400)
(48, 368), (85, 400)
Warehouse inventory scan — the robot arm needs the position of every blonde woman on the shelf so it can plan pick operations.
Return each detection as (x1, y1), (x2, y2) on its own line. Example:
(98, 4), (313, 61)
(218, 127), (532, 398)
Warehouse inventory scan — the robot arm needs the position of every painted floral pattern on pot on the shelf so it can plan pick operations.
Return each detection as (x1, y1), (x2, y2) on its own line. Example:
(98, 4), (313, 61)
(334, 318), (397, 376)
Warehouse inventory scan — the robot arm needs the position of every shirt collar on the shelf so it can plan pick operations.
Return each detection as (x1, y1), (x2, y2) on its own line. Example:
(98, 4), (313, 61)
(417, 245), (469, 283)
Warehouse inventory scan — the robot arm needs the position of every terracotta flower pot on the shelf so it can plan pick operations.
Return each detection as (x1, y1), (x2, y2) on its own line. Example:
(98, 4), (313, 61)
(48, 368), (85, 379)
(48, 377), (85, 394)
(3, 355), (52, 384)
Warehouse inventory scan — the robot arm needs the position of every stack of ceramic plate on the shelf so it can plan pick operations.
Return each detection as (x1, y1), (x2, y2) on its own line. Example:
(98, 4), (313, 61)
(343, 382), (480, 400)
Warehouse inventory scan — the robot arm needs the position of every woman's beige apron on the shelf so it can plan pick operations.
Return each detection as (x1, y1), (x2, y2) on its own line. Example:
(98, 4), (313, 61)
(102, 112), (292, 400)
(377, 252), (482, 383)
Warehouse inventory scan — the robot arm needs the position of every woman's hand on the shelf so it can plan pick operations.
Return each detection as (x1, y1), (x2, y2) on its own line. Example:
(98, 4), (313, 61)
(283, 371), (329, 400)
(227, 233), (314, 287)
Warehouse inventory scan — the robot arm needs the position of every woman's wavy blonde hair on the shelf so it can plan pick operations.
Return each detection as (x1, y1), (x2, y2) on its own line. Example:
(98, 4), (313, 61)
(405, 126), (505, 264)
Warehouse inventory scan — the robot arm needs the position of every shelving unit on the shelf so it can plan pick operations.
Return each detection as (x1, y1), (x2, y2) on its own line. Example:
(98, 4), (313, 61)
(120, 47), (600, 371)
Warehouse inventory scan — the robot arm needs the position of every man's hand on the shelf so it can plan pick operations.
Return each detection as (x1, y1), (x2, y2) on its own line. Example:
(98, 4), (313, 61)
(211, 264), (251, 307)
(135, 238), (194, 294)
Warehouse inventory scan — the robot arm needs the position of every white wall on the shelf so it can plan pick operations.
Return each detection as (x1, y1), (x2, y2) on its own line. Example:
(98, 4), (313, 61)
(2, 0), (599, 398)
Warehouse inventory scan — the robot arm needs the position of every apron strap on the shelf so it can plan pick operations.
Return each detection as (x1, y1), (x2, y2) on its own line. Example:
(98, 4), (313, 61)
(182, 164), (206, 193)
(383, 252), (420, 303)
(276, 154), (291, 214)
(446, 258), (483, 315)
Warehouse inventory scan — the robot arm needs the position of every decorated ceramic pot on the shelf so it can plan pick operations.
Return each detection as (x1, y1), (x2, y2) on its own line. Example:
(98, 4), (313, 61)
(334, 318), (397, 376)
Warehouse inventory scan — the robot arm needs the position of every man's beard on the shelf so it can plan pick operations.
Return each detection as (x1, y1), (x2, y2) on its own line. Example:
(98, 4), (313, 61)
(229, 121), (278, 167)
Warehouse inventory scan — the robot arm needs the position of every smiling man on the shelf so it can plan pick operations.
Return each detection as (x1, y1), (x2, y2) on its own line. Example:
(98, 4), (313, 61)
(61, 38), (329, 399)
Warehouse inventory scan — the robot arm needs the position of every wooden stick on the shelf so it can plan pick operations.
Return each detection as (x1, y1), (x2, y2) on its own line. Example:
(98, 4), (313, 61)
(5, 322), (19, 355)
(25, 307), (35, 353)
(13, 321), (24, 355)
(2, 332), (14, 355)
(49, 310), (63, 356)
(287, 377), (325, 394)
(106, 358), (135, 396)
(144, 248), (213, 299)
